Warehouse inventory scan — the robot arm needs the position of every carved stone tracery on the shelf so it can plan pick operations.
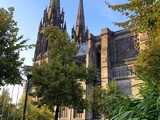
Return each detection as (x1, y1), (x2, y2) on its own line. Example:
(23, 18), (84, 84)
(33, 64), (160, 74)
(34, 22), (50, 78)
(115, 36), (139, 64)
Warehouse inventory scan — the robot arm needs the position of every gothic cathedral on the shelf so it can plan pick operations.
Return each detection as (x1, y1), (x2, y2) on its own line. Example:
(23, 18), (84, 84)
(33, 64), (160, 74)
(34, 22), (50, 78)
(33, 0), (147, 120)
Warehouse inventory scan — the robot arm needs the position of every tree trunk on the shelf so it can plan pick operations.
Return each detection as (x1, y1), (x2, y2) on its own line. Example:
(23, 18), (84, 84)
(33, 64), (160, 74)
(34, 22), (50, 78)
(54, 105), (59, 120)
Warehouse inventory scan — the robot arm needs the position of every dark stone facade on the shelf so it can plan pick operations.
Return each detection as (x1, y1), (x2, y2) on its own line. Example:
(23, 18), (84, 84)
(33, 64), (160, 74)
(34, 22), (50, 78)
(33, 0), (148, 119)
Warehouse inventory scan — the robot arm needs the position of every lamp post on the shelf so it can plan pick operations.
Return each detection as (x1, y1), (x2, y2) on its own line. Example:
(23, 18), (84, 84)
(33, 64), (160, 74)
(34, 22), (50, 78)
(22, 72), (32, 120)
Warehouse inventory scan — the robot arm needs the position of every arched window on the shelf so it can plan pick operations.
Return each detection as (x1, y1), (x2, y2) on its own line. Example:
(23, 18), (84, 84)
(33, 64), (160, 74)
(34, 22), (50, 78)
(96, 46), (101, 69)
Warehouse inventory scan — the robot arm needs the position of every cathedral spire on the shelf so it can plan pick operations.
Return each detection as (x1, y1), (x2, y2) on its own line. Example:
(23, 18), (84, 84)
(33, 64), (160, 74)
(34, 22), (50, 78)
(76, 0), (85, 29)
(34, 0), (66, 62)
(72, 0), (88, 44)
(48, 0), (61, 26)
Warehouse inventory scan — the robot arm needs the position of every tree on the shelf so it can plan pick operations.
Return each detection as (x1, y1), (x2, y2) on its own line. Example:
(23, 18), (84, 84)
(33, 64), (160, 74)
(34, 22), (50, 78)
(15, 93), (53, 120)
(88, 86), (107, 119)
(31, 26), (97, 120)
(0, 7), (32, 85)
(105, 0), (160, 40)
(0, 88), (12, 119)
(105, 0), (160, 83)
(103, 0), (160, 119)
(134, 42), (160, 84)
(88, 80), (121, 119)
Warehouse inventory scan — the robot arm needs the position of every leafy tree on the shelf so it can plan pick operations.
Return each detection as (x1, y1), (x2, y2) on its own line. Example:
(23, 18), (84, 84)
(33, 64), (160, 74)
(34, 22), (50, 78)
(135, 42), (160, 84)
(88, 80), (120, 119)
(88, 86), (107, 118)
(105, 0), (160, 40)
(31, 26), (97, 120)
(0, 7), (32, 85)
(103, 0), (160, 119)
(0, 88), (12, 119)
(15, 93), (53, 120)
(105, 0), (160, 83)
(106, 80), (120, 95)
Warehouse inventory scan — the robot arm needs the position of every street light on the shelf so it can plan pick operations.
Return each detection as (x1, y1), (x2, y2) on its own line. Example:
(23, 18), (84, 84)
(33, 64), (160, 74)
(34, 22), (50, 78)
(22, 66), (33, 120)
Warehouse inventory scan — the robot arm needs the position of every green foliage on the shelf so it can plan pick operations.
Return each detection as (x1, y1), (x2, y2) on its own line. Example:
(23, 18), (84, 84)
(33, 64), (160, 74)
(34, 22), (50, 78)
(0, 88), (11, 119)
(90, 80), (159, 119)
(134, 42), (160, 84)
(101, 80), (124, 119)
(105, 0), (160, 40)
(88, 86), (107, 117)
(106, 79), (120, 95)
(103, 93), (132, 119)
(104, 0), (160, 119)
(88, 80), (120, 119)
(0, 7), (33, 85)
(31, 26), (97, 119)
(103, 78), (160, 120)
(15, 93), (53, 120)
(105, 0), (160, 85)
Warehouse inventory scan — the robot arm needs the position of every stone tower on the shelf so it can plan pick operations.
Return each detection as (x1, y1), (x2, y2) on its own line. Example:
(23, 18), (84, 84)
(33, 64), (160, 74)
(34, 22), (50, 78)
(71, 0), (88, 44)
(33, 0), (66, 64)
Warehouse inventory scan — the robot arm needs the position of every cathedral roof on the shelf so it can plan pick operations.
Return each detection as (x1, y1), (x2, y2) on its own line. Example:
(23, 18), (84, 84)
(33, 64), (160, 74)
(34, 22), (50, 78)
(76, 42), (88, 57)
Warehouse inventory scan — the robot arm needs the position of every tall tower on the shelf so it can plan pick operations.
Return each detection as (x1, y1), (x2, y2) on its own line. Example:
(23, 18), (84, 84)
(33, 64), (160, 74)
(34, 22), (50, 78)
(72, 0), (88, 44)
(33, 0), (66, 64)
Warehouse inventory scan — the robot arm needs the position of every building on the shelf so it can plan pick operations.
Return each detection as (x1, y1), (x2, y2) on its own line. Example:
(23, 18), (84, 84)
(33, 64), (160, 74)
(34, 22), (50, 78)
(33, 0), (148, 119)
(33, 0), (66, 64)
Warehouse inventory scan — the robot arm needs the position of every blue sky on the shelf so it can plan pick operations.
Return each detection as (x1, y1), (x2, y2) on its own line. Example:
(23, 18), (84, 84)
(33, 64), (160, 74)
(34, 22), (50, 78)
(0, 0), (128, 102)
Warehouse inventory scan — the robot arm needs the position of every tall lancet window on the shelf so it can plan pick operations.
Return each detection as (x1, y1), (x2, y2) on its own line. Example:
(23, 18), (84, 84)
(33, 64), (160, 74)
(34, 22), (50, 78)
(96, 46), (101, 70)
